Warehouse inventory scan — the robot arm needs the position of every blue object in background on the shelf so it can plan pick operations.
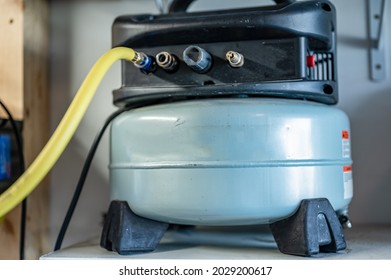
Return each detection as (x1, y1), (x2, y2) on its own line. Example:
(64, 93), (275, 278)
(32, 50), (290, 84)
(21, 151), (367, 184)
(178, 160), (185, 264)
(0, 134), (11, 180)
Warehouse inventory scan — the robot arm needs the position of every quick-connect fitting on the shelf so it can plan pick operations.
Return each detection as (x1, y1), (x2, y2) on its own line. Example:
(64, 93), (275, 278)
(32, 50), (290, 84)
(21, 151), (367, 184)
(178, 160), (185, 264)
(156, 52), (178, 72)
(132, 51), (156, 73)
(183, 46), (212, 73)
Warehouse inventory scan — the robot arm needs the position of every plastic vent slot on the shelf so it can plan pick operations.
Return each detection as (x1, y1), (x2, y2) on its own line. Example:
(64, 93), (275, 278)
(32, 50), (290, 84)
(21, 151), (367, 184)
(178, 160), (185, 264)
(308, 52), (334, 81)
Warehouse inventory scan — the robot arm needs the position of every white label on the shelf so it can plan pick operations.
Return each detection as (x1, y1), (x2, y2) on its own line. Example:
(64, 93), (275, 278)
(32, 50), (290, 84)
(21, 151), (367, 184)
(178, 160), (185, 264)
(343, 169), (353, 199)
(342, 139), (350, 158)
(342, 130), (351, 158)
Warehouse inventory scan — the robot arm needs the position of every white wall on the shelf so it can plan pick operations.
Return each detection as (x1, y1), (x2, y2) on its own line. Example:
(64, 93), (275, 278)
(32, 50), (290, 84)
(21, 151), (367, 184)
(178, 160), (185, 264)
(49, 0), (391, 249)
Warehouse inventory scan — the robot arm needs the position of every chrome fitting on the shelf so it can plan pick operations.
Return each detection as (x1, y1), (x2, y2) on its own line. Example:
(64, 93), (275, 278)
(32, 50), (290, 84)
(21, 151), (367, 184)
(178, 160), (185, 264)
(156, 52), (178, 72)
(132, 51), (156, 72)
(226, 51), (244, 68)
(183, 46), (212, 73)
(337, 209), (352, 229)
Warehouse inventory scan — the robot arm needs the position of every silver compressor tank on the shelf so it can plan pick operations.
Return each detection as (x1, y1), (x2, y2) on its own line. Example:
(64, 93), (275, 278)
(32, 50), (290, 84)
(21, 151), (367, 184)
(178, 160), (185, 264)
(109, 98), (353, 226)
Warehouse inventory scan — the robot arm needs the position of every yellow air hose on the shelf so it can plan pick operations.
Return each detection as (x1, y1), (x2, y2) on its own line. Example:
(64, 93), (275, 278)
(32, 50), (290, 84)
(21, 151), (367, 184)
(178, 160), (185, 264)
(0, 47), (136, 218)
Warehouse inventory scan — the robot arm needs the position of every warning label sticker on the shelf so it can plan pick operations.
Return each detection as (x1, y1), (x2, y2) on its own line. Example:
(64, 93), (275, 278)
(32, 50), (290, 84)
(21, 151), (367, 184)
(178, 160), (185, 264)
(342, 130), (350, 158)
(343, 166), (353, 199)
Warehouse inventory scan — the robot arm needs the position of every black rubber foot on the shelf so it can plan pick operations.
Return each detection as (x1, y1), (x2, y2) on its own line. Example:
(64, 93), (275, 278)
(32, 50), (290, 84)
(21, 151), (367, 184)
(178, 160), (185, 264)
(270, 198), (346, 256)
(100, 200), (169, 255)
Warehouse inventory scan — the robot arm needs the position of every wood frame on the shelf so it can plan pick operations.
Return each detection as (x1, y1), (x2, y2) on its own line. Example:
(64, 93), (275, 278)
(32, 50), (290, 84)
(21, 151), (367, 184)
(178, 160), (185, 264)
(0, 0), (49, 260)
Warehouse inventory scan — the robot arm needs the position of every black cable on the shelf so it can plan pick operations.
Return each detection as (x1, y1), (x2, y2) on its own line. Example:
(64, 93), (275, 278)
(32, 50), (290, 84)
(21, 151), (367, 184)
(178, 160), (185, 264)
(0, 118), (7, 128)
(53, 97), (169, 252)
(0, 100), (26, 260)
(54, 107), (130, 251)
(273, 0), (296, 4)
(168, 0), (194, 13)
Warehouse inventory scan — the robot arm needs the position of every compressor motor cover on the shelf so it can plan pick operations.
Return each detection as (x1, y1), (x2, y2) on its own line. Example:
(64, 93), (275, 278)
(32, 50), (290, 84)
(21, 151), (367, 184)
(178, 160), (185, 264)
(112, 1), (338, 106)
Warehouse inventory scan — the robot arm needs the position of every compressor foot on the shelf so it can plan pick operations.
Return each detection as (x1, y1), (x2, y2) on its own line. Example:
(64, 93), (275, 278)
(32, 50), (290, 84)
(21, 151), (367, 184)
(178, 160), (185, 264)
(100, 200), (169, 255)
(269, 198), (346, 256)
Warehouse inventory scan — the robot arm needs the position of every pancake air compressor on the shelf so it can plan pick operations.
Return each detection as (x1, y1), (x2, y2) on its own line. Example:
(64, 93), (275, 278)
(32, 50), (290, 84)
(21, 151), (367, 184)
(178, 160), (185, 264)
(100, 0), (353, 256)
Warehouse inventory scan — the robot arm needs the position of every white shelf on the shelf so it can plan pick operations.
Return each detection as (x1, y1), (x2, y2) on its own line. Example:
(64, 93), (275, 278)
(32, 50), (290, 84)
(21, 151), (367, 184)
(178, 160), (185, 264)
(42, 224), (391, 260)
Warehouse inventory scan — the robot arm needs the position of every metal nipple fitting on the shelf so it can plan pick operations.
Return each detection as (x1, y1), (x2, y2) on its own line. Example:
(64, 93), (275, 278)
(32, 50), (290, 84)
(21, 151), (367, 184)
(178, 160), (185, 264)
(226, 51), (244, 68)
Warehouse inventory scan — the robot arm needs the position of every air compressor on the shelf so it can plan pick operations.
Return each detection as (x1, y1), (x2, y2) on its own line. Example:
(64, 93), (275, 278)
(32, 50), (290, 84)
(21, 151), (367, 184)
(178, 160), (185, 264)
(100, 0), (353, 256)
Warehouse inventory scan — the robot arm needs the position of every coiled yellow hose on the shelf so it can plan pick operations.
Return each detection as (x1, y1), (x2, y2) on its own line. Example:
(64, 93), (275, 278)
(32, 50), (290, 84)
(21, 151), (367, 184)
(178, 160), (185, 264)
(0, 47), (136, 218)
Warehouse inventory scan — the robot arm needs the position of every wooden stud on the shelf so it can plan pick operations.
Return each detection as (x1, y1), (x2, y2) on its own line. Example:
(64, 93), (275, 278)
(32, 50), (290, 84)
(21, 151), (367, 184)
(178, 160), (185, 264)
(0, 0), (24, 120)
(0, 0), (24, 260)
(0, 0), (49, 259)
(23, 0), (50, 260)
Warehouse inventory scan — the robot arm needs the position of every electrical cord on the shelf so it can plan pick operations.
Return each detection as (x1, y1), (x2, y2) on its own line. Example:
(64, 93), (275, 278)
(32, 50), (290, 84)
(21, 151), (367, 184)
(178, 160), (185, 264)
(155, 0), (169, 14)
(0, 118), (7, 128)
(53, 98), (165, 251)
(54, 108), (128, 251)
(273, 0), (296, 4)
(168, 0), (194, 13)
(0, 100), (26, 260)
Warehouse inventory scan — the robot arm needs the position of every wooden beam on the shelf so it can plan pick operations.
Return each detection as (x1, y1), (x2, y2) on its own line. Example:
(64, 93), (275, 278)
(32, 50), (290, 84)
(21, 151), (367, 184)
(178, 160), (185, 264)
(0, 0), (24, 260)
(0, 0), (49, 260)
(0, 0), (24, 120)
(23, 0), (50, 259)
